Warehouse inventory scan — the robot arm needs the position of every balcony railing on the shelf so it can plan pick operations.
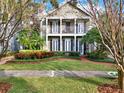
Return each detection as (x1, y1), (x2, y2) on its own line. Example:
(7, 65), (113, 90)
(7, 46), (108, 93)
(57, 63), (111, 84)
(62, 29), (74, 33)
(48, 26), (86, 34)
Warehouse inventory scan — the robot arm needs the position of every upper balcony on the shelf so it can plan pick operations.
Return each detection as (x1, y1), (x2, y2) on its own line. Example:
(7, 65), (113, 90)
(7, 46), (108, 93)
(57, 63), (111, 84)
(46, 19), (88, 35)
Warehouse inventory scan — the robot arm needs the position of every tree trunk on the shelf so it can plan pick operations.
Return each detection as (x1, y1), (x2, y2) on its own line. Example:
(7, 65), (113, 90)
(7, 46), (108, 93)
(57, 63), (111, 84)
(118, 69), (124, 91)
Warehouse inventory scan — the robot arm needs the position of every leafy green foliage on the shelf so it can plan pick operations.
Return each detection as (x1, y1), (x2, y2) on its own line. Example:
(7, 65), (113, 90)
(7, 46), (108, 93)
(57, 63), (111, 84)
(17, 29), (44, 50)
(81, 27), (101, 44)
(15, 51), (54, 59)
(54, 52), (80, 56)
(50, 0), (58, 8)
(87, 50), (107, 59)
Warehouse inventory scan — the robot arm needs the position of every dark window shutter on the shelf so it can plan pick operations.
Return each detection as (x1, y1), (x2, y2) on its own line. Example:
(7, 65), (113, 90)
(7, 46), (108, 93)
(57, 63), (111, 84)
(50, 39), (52, 51)
(50, 22), (52, 33)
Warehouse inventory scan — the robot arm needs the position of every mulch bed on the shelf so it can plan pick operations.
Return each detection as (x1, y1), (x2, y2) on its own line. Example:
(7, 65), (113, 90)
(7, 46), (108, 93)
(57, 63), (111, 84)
(98, 84), (124, 93)
(0, 82), (12, 93)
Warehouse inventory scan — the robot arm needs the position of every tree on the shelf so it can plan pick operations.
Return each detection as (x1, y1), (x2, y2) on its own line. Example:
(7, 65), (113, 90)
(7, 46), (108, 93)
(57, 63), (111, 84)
(0, 0), (31, 56)
(43, 0), (58, 8)
(81, 27), (101, 49)
(17, 29), (44, 50)
(0, 0), (57, 56)
(81, 0), (124, 91)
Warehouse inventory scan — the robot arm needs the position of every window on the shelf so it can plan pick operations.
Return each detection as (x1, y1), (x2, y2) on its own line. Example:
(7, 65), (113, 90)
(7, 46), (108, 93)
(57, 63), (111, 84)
(52, 39), (59, 51)
(77, 39), (84, 54)
(78, 22), (84, 33)
(64, 39), (71, 51)
(66, 22), (70, 32)
(52, 21), (58, 33)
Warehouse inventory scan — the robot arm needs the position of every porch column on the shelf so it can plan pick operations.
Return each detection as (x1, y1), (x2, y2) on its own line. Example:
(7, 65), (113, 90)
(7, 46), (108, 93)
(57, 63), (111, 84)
(60, 36), (62, 51)
(60, 18), (62, 34)
(74, 18), (77, 51)
(74, 36), (76, 51)
(74, 18), (77, 34)
(46, 18), (49, 50)
(60, 18), (63, 51)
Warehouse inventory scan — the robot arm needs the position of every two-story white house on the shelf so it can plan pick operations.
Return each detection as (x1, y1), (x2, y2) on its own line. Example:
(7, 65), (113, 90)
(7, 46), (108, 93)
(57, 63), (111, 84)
(40, 1), (95, 54)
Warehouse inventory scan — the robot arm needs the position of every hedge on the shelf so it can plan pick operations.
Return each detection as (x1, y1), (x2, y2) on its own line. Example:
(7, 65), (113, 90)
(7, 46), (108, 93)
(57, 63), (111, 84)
(15, 51), (54, 59)
(15, 50), (80, 59)
(53, 51), (80, 56)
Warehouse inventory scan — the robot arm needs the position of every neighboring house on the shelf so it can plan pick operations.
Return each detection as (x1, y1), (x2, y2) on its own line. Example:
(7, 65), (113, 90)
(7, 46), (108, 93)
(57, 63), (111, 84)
(40, 1), (95, 54)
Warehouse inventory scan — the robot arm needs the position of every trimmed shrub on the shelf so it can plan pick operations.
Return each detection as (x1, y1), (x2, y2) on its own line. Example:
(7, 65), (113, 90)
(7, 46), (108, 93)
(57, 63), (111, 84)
(53, 51), (80, 56)
(68, 52), (80, 56)
(54, 52), (65, 56)
(87, 50), (107, 59)
(15, 51), (54, 59)
(15, 50), (79, 60)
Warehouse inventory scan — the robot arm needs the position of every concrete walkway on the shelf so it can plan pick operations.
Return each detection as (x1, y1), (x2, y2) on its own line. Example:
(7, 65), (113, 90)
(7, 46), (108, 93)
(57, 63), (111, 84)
(0, 70), (113, 78)
(0, 56), (14, 64)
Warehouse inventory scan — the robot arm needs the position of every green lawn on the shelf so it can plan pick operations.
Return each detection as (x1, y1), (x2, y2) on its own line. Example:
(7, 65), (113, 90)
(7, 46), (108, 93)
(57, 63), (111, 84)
(0, 58), (115, 71)
(88, 58), (114, 63)
(0, 77), (115, 93)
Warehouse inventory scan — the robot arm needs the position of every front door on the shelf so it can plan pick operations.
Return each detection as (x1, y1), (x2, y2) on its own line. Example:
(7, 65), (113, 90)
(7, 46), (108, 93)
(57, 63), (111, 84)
(77, 39), (84, 54)
(52, 39), (59, 51)
(64, 39), (71, 51)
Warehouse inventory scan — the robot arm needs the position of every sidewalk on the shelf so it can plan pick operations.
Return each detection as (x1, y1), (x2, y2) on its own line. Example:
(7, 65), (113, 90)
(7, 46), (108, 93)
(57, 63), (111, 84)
(0, 70), (113, 78)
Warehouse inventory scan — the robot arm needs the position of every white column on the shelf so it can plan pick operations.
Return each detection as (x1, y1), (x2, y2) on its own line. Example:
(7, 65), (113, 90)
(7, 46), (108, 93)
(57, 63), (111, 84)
(74, 36), (76, 51)
(46, 18), (49, 51)
(60, 18), (62, 51)
(60, 18), (62, 34)
(74, 18), (77, 34)
(60, 36), (62, 51)
(74, 19), (77, 51)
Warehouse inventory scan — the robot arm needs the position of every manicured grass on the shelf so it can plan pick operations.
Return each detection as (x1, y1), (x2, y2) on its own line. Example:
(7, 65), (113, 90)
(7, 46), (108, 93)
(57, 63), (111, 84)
(0, 77), (115, 93)
(0, 58), (115, 71)
(88, 58), (114, 63)
(12, 56), (80, 62)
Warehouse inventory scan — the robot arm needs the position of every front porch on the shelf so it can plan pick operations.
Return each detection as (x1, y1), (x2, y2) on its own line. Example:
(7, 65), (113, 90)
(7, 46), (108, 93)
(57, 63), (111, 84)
(47, 36), (94, 54)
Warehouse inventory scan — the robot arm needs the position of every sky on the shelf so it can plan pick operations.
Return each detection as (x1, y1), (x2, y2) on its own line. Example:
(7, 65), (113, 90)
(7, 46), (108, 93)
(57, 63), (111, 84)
(35, 0), (104, 12)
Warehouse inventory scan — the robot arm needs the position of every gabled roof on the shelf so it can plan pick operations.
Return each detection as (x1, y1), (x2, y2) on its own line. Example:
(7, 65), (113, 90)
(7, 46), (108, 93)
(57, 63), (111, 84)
(45, 1), (89, 17)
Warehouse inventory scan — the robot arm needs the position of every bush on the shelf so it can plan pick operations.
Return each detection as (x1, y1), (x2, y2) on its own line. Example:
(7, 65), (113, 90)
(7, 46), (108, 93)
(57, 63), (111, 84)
(15, 51), (54, 59)
(68, 52), (80, 56)
(54, 52), (65, 56)
(87, 50), (107, 59)
(53, 52), (80, 56)
(15, 50), (80, 60)
(19, 50), (46, 53)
